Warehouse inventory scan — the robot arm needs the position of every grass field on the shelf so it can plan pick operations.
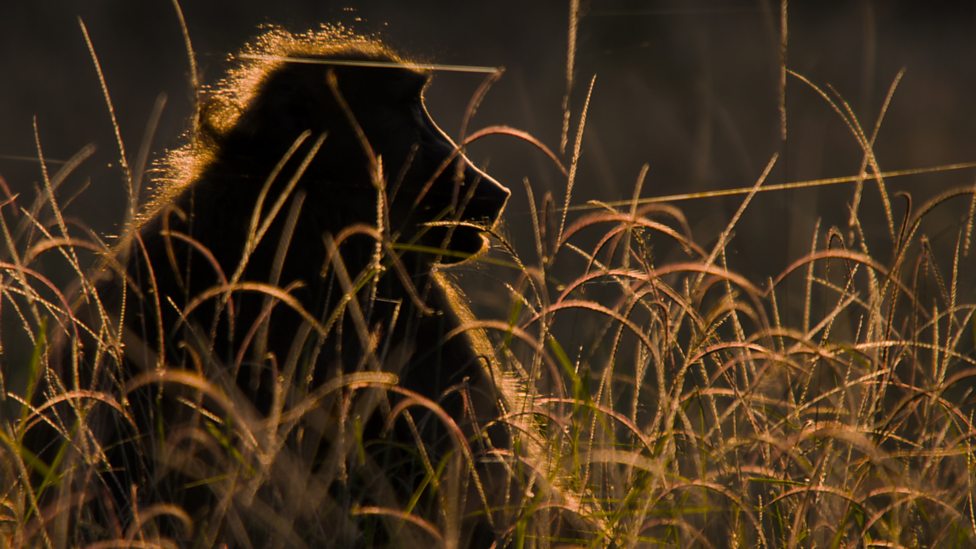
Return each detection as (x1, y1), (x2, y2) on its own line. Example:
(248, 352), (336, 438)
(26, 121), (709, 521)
(3, 4), (976, 548)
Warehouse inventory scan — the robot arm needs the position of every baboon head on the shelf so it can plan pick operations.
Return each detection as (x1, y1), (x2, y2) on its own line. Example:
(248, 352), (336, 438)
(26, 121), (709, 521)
(187, 28), (510, 266)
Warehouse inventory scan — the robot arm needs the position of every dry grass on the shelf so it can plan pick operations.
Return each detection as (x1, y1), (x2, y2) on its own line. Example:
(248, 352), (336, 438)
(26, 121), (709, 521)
(3, 8), (976, 549)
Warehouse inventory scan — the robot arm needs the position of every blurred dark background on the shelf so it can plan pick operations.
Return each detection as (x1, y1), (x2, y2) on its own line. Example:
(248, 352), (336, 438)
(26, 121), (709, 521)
(1, 0), (975, 302)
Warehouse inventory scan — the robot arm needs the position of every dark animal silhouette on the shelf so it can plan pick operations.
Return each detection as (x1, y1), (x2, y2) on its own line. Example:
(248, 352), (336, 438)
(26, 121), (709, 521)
(32, 27), (521, 547)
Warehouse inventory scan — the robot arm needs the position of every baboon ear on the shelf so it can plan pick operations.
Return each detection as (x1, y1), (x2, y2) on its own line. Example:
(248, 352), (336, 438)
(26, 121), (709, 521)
(234, 67), (330, 142)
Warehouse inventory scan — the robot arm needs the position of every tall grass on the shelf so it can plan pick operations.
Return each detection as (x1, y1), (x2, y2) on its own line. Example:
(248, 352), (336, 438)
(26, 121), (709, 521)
(3, 14), (976, 549)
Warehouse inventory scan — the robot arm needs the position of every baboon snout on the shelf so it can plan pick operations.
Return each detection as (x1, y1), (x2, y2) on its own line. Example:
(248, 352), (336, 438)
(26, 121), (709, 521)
(455, 160), (510, 228)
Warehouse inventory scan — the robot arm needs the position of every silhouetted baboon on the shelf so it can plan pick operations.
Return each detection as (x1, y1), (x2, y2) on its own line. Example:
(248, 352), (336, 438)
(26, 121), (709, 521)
(36, 26), (518, 546)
